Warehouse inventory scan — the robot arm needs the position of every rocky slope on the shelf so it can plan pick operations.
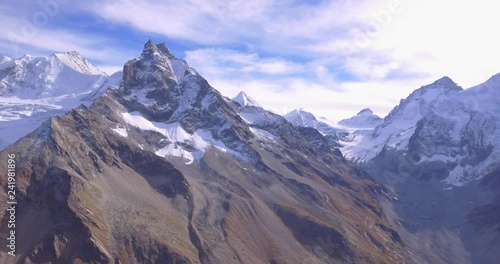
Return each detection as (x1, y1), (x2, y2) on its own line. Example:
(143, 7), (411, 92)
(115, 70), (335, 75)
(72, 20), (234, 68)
(0, 41), (413, 264)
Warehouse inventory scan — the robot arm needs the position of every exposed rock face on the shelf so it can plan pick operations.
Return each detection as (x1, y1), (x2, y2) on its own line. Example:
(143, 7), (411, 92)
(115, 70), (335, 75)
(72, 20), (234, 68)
(0, 41), (412, 263)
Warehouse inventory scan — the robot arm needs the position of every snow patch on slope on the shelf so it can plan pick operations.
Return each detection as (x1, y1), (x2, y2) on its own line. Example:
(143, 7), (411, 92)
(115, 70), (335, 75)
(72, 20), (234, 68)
(250, 127), (277, 141)
(120, 111), (244, 163)
(112, 125), (128, 138)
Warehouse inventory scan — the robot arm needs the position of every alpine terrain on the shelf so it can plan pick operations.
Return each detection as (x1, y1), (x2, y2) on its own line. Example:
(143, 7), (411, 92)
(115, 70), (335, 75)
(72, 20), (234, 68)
(0, 41), (413, 264)
(287, 76), (500, 264)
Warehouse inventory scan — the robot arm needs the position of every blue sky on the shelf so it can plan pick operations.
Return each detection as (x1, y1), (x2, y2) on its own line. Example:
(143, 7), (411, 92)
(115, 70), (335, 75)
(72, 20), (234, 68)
(1, 0), (499, 119)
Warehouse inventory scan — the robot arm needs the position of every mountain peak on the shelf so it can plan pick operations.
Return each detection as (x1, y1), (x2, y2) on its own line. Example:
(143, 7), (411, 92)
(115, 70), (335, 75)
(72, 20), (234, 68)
(338, 108), (382, 129)
(123, 40), (196, 90)
(53, 51), (104, 75)
(141, 40), (176, 60)
(357, 108), (373, 115)
(423, 76), (462, 92)
(284, 108), (318, 127)
(144, 39), (156, 50)
(141, 39), (159, 58)
(233, 91), (261, 107)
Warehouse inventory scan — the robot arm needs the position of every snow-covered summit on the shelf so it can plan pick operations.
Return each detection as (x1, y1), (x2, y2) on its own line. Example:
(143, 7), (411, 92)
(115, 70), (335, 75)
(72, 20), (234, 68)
(339, 73), (500, 187)
(358, 108), (374, 115)
(53, 51), (104, 75)
(338, 108), (382, 129)
(124, 40), (197, 88)
(379, 76), (462, 133)
(232, 91), (261, 108)
(284, 108), (346, 138)
(284, 108), (318, 127)
(141, 39), (176, 60)
(0, 52), (108, 98)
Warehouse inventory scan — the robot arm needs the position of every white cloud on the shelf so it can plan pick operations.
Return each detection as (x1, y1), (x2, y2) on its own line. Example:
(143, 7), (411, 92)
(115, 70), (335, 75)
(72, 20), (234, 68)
(91, 0), (500, 86)
(0, 5), (134, 71)
(206, 74), (425, 120)
(185, 48), (303, 76)
(184, 48), (427, 120)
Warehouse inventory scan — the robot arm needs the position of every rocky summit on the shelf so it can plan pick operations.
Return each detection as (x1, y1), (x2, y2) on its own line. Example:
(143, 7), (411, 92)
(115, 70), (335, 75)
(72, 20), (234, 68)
(0, 41), (412, 264)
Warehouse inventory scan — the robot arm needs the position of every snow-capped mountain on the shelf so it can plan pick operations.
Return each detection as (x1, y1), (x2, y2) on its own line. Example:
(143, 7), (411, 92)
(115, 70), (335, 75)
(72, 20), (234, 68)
(338, 108), (383, 128)
(0, 51), (107, 97)
(284, 108), (350, 149)
(357, 75), (500, 264)
(0, 40), (412, 264)
(340, 76), (463, 162)
(284, 108), (346, 135)
(0, 52), (118, 149)
(402, 74), (500, 186)
(336, 75), (500, 187)
(232, 91), (261, 107)
(284, 108), (318, 127)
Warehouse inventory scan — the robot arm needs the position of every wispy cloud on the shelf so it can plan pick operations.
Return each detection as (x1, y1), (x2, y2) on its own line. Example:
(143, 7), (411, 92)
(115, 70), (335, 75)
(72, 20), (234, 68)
(0, 2), (136, 74)
(183, 47), (423, 119)
(185, 48), (304, 76)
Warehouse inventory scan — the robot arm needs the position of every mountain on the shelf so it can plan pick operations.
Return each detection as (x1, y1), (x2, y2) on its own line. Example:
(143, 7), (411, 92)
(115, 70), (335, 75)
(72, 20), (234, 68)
(284, 108), (319, 128)
(340, 76), (463, 161)
(0, 52), (119, 149)
(284, 108), (348, 149)
(351, 75), (499, 186)
(338, 108), (383, 129)
(0, 41), (411, 263)
(357, 76), (500, 264)
(232, 91), (261, 108)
